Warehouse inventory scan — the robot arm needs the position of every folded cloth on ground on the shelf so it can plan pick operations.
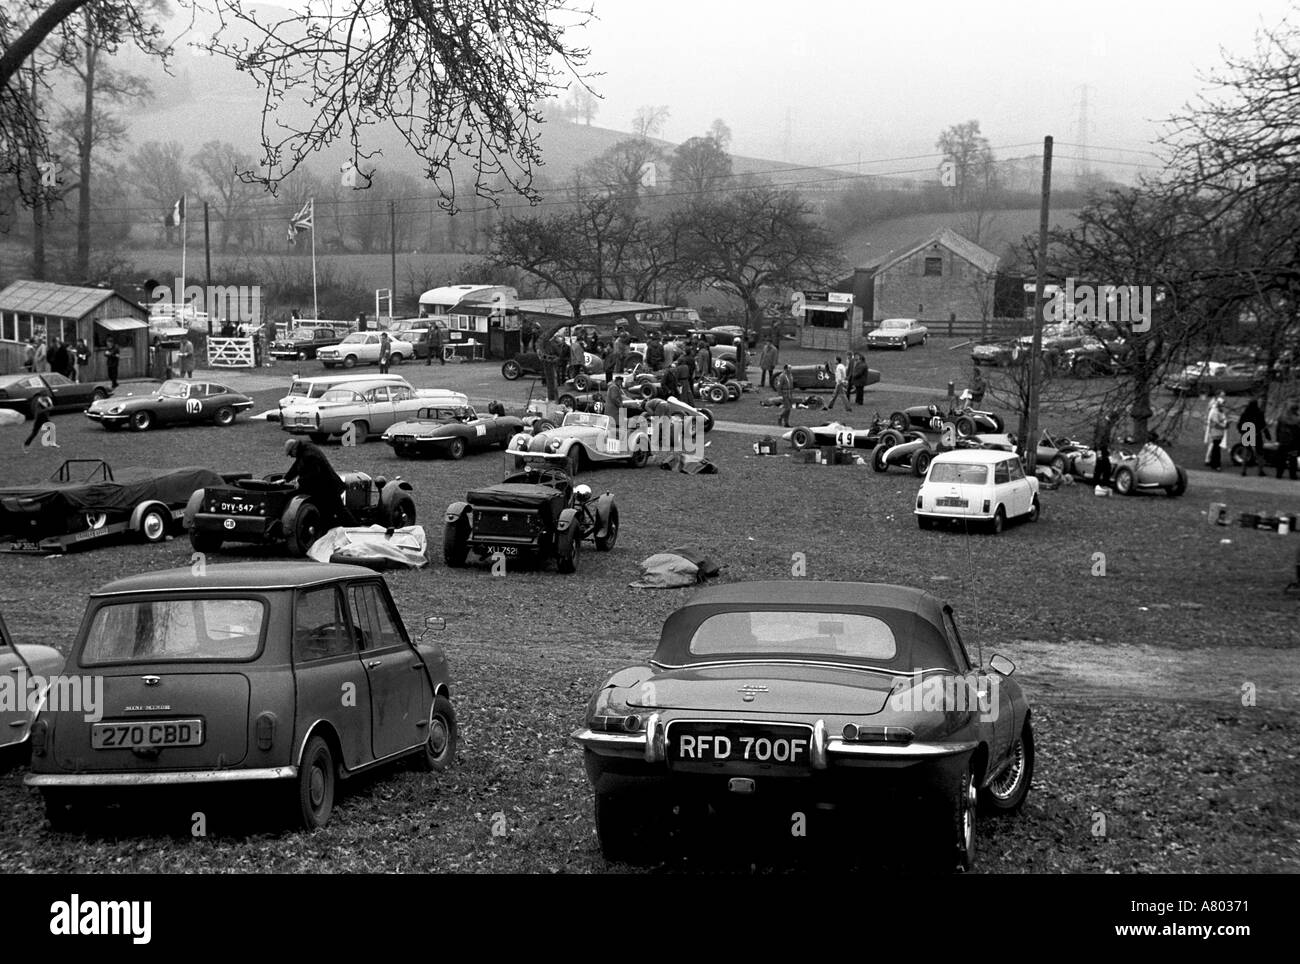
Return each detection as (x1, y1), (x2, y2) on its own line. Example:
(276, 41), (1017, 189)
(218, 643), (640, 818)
(308, 524), (429, 568)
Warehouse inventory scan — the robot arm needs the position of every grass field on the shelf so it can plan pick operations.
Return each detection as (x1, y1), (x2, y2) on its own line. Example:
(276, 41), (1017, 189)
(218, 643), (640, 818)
(0, 343), (1296, 874)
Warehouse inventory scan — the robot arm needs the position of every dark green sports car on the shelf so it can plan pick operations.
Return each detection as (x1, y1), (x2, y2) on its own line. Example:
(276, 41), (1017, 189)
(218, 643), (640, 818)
(85, 378), (254, 432)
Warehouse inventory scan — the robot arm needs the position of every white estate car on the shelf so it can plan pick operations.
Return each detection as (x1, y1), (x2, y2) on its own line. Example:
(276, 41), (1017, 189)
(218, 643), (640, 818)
(915, 449), (1040, 534)
(317, 332), (415, 369)
(281, 375), (467, 442)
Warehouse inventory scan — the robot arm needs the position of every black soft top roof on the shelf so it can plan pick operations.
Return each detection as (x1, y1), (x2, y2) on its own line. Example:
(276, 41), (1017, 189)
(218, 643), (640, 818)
(467, 483), (563, 509)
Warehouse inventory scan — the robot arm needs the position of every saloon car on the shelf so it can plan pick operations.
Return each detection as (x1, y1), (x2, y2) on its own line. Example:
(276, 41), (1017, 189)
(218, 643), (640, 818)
(317, 332), (415, 369)
(572, 581), (1033, 870)
(1163, 361), (1268, 396)
(0, 610), (66, 764)
(186, 471), (416, 556)
(270, 326), (351, 361)
(508, 410), (654, 475)
(382, 405), (524, 459)
(1062, 336), (1128, 378)
(866, 318), (928, 349)
(85, 379), (253, 432)
(281, 380), (467, 442)
(444, 464), (619, 574)
(1062, 442), (1188, 496)
(0, 373), (112, 419)
(1, 459), (232, 554)
(25, 562), (457, 830)
(915, 449), (1041, 533)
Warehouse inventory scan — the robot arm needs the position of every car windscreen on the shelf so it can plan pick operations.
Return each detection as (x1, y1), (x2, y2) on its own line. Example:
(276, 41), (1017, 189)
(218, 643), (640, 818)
(928, 462), (990, 484)
(688, 610), (897, 661)
(80, 598), (266, 664)
(157, 379), (189, 397)
(882, 319), (909, 329)
(562, 412), (607, 429)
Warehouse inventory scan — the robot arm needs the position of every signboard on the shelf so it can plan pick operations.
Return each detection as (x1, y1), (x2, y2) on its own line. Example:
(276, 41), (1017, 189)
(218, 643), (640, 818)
(827, 292), (853, 304)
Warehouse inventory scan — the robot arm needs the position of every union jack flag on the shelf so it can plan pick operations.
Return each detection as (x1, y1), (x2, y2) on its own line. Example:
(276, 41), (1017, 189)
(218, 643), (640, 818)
(287, 198), (314, 242)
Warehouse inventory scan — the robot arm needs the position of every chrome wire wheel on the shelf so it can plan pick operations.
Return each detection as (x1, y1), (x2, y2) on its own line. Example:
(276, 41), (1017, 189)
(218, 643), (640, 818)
(988, 741), (1026, 802)
(959, 768), (977, 870)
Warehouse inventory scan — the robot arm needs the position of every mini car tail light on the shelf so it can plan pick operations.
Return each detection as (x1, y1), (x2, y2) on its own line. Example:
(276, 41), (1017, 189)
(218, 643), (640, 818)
(30, 719), (48, 757)
(255, 711), (277, 751)
(841, 723), (913, 744)
(916, 495), (923, 509)
(982, 499), (990, 513)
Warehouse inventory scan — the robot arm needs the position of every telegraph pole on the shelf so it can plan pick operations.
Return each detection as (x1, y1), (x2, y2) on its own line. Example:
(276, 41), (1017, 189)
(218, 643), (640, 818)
(1022, 136), (1053, 465)
(389, 200), (397, 320)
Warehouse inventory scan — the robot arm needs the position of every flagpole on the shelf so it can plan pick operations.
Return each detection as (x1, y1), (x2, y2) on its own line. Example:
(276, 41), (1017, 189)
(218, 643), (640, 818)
(311, 198), (318, 320)
(180, 193), (187, 315)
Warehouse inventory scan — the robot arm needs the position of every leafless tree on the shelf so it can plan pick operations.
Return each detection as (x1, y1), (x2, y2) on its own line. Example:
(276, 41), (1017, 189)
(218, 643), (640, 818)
(631, 104), (670, 139)
(936, 120), (995, 206)
(126, 140), (188, 242)
(671, 134), (732, 197)
(191, 140), (258, 252)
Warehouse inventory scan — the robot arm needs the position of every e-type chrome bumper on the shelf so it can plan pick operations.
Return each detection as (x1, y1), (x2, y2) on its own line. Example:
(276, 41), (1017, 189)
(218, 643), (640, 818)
(25, 766), (296, 787)
(572, 715), (976, 767)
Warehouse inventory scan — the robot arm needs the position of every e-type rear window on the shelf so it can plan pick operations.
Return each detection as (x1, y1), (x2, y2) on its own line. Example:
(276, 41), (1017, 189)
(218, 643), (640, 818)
(689, 610), (897, 660)
(81, 598), (266, 664)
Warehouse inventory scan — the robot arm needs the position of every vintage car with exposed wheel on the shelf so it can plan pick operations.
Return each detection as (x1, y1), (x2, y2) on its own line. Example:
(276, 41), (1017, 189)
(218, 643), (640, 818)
(970, 339), (1019, 367)
(1, 460), (233, 554)
(866, 318), (929, 349)
(1062, 442), (1188, 496)
(185, 471), (417, 556)
(500, 350), (604, 381)
(572, 581), (1033, 870)
(889, 404), (1004, 437)
(784, 415), (897, 452)
(382, 404), (524, 459)
(85, 379), (253, 432)
(1, 610), (66, 765)
(281, 381), (467, 443)
(25, 562), (456, 831)
(0, 372), (113, 419)
(507, 410), (655, 475)
(443, 463), (618, 574)
(871, 431), (939, 476)
(317, 331), (414, 369)
(915, 450), (1041, 534)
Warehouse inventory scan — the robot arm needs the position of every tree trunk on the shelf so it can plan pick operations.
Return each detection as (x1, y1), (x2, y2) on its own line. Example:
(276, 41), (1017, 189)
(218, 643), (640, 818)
(75, 34), (96, 279)
(32, 198), (46, 280)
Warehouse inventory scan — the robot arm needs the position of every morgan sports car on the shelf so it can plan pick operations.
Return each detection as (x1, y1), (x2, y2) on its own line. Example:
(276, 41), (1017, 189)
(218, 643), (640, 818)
(85, 379), (253, 432)
(25, 562), (456, 831)
(382, 404), (524, 459)
(443, 463), (618, 574)
(1063, 442), (1188, 497)
(185, 471), (417, 556)
(1, 460), (233, 554)
(572, 581), (1033, 870)
(508, 410), (654, 475)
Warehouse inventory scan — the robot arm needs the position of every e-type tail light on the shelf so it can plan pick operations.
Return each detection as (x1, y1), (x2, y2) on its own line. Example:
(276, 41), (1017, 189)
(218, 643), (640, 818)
(841, 723), (914, 744)
(255, 711), (277, 751)
(30, 719), (48, 757)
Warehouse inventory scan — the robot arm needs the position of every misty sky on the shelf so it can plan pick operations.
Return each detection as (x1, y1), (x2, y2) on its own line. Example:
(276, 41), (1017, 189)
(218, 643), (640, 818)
(579, 0), (1296, 174)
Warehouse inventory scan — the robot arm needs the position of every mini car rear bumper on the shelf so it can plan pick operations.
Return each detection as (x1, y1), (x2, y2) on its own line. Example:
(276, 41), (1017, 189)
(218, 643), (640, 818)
(26, 766), (296, 787)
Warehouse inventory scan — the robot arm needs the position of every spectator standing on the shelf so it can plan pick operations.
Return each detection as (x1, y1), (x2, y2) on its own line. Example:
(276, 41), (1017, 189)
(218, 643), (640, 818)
(850, 352), (870, 405)
(34, 337), (47, 372)
(74, 339), (90, 382)
(968, 365), (986, 406)
(23, 339), (35, 372)
(379, 332), (392, 374)
(428, 324), (444, 365)
(1276, 399), (1300, 481)
(105, 338), (120, 389)
(827, 355), (852, 412)
(695, 343), (712, 384)
(660, 363), (680, 400)
(178, 335), (195, 378)
(758, 338), (778, 387)
(1238, 397), (1269, 477)
(1204, 392), (1228, 470)
(48, 338), (69, 379)
(663, 337), (679, 370)
(646, 334), (665, 372)
(775, 365), (794, 427)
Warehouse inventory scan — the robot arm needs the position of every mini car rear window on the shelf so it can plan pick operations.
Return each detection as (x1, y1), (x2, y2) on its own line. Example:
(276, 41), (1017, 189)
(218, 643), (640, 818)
(81, 598), (266, 664)
(929, 462), (989, 485)
(688, 611), (897, 661)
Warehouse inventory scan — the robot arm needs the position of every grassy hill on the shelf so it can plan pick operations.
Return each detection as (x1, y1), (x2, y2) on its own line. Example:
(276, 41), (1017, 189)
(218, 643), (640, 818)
(841, 208), (1081, 271)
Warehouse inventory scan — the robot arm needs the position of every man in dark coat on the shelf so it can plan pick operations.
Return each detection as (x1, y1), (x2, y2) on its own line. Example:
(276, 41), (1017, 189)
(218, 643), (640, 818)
(283, 438), (356, 527)
(850, 352), (870, 405)
(49, 339), (70, 379)
(775, 365), (794, 427)
(1276, 399), (1300, 481)
(1238, 397), (1269, 477)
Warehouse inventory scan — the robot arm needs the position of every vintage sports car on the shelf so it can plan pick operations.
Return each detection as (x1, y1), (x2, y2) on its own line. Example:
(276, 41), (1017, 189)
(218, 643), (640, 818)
(186, 471), (416, 556)
(508, 410), (654, 475)
(317, 331), (414, 368)
(1, 460), (231, 554)
(871, 432), (938, 476)
(1062, 442), (1188, 496)
(26, 562), (456, 830)
(382, 404), (523, 459)
(1, 610), (66, 763)
(85, 378), (253, 432)
(0, 372), (112, 419)
(866, 317), (928, 349)
(1163, 361), (1268, 397)
(444, 463), (618, 574)
(1062, 337), (1128, 378)
(889, 404), (1004, 437)
(501, 349), (604, 381)
(281, 380), (466, 443)
(572, 581), (1033, 869)
(916, 450), (1041, 534)
(270, 325), (351, 361)
(970, 339), (1019, 367)
(784, 415), (901, 452)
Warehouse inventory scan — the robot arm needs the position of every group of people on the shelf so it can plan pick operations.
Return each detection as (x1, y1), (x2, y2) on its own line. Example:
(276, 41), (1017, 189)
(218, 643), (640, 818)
(770, 352), (872, 426)
(22, 336), (91, 381)
(1207, 393), (1300, 480)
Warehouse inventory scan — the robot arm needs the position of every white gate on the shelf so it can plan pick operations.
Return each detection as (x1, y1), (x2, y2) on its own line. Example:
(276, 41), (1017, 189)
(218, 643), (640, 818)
(207, 337), (256, 368)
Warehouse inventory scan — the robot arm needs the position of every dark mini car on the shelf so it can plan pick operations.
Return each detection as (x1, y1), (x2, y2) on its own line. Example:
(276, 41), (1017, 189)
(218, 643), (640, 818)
(573, 581), (1033, 870)
(0, 372), (113, 419)
(186, 471), (417, 556)
(444, 463), (618, 574)
(382, 405), (524, 460)
(25, 562), (457, 830)
(0, 611), (65, 764)
(85, 378), (253, 432)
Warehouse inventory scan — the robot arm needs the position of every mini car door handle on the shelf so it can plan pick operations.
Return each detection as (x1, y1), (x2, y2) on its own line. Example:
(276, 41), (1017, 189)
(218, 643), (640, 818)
(7, 667), (22, 674)
(366, 659), (382, 669)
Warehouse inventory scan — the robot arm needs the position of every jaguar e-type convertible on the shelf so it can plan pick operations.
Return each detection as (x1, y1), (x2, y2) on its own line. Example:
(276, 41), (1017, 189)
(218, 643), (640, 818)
(573, 581), (1034, 871)
(382, 404), (524, 459)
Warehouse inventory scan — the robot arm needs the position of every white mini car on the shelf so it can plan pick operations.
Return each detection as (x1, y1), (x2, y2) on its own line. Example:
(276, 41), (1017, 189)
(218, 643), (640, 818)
(915, 449), (1040, 534)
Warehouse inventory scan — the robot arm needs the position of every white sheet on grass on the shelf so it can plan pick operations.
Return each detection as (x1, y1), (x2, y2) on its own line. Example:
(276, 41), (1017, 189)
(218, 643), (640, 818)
(308, 524), (429, 568)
